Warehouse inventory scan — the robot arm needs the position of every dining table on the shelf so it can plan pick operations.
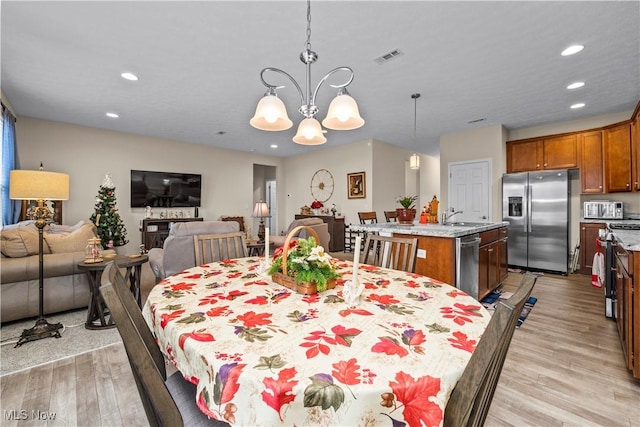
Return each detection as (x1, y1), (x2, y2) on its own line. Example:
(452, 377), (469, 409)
(142, 256), (491, 427)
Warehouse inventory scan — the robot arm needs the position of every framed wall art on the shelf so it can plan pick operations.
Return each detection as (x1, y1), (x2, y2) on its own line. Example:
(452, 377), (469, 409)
(347, 171), (366, 199)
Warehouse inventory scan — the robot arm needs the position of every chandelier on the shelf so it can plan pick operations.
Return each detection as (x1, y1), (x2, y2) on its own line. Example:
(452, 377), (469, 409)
(249, 0), (364, 145)
(409, 93), (421, 170)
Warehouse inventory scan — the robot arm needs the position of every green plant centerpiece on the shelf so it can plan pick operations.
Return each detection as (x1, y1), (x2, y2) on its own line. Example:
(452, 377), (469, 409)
(396, 195), (418, 224)
(397, 195), (418, 209)
(268, 236), (340, 293)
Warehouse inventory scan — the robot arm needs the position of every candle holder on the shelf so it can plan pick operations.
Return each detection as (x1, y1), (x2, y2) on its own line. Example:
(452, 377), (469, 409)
(343, 277), (364, 308)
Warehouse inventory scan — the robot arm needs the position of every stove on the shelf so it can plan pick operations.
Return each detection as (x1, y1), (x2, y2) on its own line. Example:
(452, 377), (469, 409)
(608, 223), (640, 230)
(602, 221), (640, 318)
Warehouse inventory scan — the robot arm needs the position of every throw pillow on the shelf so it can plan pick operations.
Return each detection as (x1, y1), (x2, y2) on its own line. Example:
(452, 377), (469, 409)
(44, 222), (97, 253)
(0, 221), (50, 257)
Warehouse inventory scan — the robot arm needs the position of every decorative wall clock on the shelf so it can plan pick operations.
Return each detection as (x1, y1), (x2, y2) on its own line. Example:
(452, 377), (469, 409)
(310, 169), (334, 203)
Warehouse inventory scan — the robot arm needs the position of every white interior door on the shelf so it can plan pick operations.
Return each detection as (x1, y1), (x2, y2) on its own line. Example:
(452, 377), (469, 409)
(448, 160), (491, 222)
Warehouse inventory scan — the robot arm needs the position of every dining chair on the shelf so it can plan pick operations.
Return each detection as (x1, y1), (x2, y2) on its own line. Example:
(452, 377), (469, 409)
(443, 272), (537, 427)
(358, 211), (378, 224)
(362, 234), (418, 273)
(384, 210), (398, 222)
(100, 262), (229, 427)
(193, 232), (248, 265)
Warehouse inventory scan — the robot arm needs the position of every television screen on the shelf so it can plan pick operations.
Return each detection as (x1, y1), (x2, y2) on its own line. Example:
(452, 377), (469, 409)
(131, 170), (202, 208)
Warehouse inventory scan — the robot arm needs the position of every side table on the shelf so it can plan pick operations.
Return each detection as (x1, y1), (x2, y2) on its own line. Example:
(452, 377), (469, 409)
(78, 254), (149, 330)
(246, 241), (265, 257)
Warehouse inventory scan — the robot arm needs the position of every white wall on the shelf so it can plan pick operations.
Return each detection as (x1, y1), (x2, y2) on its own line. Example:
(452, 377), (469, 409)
(439, 124), (507, 221)
(372, 140), (416, 216)
(15, 117), (283, 252)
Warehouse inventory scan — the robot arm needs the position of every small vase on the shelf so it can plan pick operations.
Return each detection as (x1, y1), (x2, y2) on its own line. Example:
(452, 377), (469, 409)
(396, 208), (417, 224)
(313, 209), (320, 215)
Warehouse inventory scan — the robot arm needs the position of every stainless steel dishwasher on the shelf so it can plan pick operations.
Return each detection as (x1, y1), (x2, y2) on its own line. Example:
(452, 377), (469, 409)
(456, 233), (481, 299)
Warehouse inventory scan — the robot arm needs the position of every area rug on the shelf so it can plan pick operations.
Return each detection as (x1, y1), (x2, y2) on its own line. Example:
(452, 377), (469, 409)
(481, 290), (538, 328)
(0, 309), (122, 376)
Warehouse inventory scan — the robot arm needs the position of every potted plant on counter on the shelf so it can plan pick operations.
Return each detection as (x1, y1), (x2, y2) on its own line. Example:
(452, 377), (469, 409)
(396, 195), (418, 224)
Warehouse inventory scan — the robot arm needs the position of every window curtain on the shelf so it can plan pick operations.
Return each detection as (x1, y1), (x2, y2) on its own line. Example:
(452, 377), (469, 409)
(1, 106), (20, 226)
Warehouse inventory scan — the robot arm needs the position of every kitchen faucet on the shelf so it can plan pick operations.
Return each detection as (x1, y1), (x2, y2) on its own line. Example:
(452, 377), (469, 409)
(442, 208), (463, 225)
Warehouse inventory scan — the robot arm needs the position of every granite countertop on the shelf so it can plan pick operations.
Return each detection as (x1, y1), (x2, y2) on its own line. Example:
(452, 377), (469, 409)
(348, 221), (508, 238)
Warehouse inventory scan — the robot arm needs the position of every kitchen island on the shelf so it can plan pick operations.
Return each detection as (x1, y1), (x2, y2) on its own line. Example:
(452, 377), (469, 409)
(349, 221), (509, 300)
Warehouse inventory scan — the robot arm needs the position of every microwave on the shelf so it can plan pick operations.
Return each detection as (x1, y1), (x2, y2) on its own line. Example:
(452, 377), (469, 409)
(584, 201), (623, 219)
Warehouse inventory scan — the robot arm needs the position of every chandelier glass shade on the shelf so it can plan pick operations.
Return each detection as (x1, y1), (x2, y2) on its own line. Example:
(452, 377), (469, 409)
(249, 0), (364, 145)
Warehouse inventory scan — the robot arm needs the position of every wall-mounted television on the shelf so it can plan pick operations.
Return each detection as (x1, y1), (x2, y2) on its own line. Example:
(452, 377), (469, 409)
(131, 170), (202, 208)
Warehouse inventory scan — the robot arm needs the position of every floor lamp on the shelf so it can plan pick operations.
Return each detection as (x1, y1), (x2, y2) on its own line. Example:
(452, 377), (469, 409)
(10, 165), (70, 347)
(252, 201), (269, 243)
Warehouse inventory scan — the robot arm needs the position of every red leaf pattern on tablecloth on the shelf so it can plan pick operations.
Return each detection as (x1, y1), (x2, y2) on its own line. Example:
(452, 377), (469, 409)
(237, 311), (272, 327)
(198, 292), (225, 305)
(404, 280), (420, 288)
(215, 362), (246, 405)
(446, 289), (467, 298)
(368, 294), (400, 306)
(300, 326), (362, 358)
(224, 290), (249, 300)
(244, 280), (269, 286)
(332, 358), (361, 385)
(262, 367), (299, 421)
(179, 331), (215, 350)
(371, 337), (409, 357)
(440, 302), (483, 325)
(389, 371), (442, 427)
(246, 295), (268, 305)
(338, 308), (374, 317)
(160, 309), (185, 328)
(302, 293), (321, 304)
(447, 331), (477, 353)
(171, 282), (197, 291)
(206, 305), (231, 317)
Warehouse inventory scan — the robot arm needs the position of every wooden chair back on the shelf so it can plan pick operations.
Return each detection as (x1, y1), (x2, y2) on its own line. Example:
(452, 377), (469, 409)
(362, 234), (418, 273)
(358, 211), (378, 224)
(444, 273), (537, 427)
(100, 262), (183, 427)
(193, 232), (248, 265)
(384, 210), (397, 222)
(102, 262), (166, 380)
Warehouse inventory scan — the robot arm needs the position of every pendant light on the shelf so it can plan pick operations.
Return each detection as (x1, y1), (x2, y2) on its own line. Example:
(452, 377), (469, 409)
(249, 0), (364, 145)
(409, 93), (421, 170)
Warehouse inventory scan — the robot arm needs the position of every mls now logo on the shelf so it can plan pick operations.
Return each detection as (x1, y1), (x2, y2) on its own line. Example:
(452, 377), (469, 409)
(3, 410), (56, 420)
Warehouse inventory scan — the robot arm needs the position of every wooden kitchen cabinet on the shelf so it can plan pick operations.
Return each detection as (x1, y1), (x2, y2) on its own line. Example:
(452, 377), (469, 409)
(478, 228), (507, 301)
(579, 222), (606, 275)
(579, 131), (605, 193)
(632, 105), (640, 191)
(507, 134), (577, 173)
(396, 234), (456, 285)
(604, 122), (632, 192)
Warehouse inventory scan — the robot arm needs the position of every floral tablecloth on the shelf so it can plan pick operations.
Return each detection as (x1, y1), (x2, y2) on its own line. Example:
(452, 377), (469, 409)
(142, 257), (490, 427)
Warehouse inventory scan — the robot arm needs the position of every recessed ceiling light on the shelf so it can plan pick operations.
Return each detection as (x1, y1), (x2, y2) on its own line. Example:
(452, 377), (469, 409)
(570, 103), (586, 109)
(567, 81), (585, 90)
(106, 112), (119, 118)
(561, 45), (584, 56)
(120, 72), (139, 81)
(270, 144), (278, 149)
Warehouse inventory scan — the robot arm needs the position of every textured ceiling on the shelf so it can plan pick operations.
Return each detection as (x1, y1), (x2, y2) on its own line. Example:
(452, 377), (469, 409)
(2, 1), (639, 157)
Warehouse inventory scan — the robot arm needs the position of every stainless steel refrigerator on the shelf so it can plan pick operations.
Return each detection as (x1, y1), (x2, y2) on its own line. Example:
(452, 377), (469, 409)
(502, 169), (569, 274)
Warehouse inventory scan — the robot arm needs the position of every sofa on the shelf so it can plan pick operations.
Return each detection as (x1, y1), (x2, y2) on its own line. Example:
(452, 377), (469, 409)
(270, 217), (331, 252)
(148, 220), (240, 281)
(0, 220), (108, 323)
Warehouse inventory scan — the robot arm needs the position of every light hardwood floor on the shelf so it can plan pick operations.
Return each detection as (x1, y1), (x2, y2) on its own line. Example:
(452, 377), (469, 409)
(1, 266), (638, 426)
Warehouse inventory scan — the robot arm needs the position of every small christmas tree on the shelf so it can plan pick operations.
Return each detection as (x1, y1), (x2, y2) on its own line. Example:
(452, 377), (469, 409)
(90, 173), (128, 249)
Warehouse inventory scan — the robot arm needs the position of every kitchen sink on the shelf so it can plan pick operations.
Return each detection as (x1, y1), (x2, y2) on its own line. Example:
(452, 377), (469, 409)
(444, 222), (490, 227)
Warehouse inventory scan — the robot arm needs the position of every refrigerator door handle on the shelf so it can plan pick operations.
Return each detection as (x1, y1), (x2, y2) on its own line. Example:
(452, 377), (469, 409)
(527, 183), (533, 232)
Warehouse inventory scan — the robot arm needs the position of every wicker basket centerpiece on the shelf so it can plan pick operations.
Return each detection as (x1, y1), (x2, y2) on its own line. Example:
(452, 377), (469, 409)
(268, 226), (339, 295)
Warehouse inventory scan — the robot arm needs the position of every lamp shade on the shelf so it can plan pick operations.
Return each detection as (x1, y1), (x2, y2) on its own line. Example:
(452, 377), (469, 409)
(409, 153), (420, 170)
(293, 118), (327, 145)
(252, 201), (269, 218)
(249, 95), (293, 131)
(322, 94), (365, 130)
(10, 169), (70, 200)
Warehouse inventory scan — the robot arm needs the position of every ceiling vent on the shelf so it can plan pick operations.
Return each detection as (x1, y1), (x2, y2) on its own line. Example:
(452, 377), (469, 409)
(374, 49), (403, 64)
(467, 118), (486, 124)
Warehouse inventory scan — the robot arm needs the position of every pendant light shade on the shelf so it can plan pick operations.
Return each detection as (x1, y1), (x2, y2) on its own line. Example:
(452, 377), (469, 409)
(249, 94), (293, 131)
(409, 153), (420, 170)
(322, 93), (365, 130)
(293, 118), (327, 145)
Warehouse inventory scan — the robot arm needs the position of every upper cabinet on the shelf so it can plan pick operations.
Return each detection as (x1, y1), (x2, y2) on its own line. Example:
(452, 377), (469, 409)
(604, 122), (632, 192)
(506, 100), (640, 194)
(579, 131), (604, 194)
(507, 134), (577, 173)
